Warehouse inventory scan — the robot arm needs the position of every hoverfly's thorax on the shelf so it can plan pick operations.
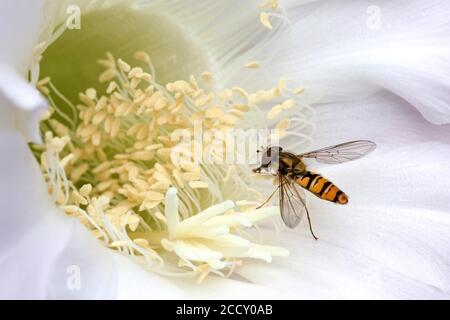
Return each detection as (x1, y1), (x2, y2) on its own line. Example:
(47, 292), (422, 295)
(293, 159), (306, 175)
(279, 153), (306, 175)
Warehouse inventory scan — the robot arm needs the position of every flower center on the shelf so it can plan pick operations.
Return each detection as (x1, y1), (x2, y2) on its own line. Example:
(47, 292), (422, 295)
(39, 4), (211, 104)
(29, 2), (314, 281)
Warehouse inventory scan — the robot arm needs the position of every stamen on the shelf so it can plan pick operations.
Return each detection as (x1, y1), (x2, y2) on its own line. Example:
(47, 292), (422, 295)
(259, 12), (273, 30)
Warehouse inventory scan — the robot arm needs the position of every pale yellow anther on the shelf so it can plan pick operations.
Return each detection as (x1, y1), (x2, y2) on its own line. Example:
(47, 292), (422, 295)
(281, 99), (296, 110)
(38, 77), (51, 86)
(156, 148), (172, 161)
(205, 107), (223, 118)
(117, 58), (131, 73)
(69, 190), (87, 206)
(195, 93), (212, 107)
(103, 116), (112, 134)
(39, 109), (53, 121)
(81, 108), (94, 125)
(126, 123), (141, 137)
(189, 75), (199, 90)
(232, 87), (249, 99)
(233, 104), (250, 112)
(146, 91), (163, 108)
(144, 144), (163, 151)
(110, 118), (121, 138)
(182, 171), (201, 181)
(78, 124), (97, 139)
(201, 72), (213, 84)
(97, 58), (115, 69)
(106, 81), (118, 94)
(245, 61), (260, 69)
(70, 163), (89, 181)
(145, 190), (165, 201)
(259, 12), (273, 30)
(133, 238), (150, 248)
(95, 96), (108, 111)
(80, 184), (93, 197)
(140, 200), (160, 210)
(292, 86), (305, 95)
(154, 211), (166, 223)
(154, 171), (171, 186)
(180, 162), (201, 173)
(154, 97), (168, 110)
(221, 114), (239, 126)
(219, 88), (233, 101)
(38, 86), (50, 96)
(49, 136), (70, 153)
(259, 0), (279, 10)
(267, 104), (283, 119)
(128, 216), (141, 232)
(92, 110), (107, 125)
(96, 180), (114, 192)
(92, 162), (111, 174)
(109, 241), (129, 248)
(86, 88), (97, 100)
(276, 118), (290, 131)
(276, 78), (287, 95)
(189, 181), (209, 189)
(113, 92), (129, 102)
(60, 154), (75, 168)
(136, 126), (148, 140)
(249, 93), (261, 107)
(230, 109), (245, 119)
(79, 93), (96, 108)
(131, 150), (154, 161)
(128, 67), (144, 79)
(62, 205), (79, 214)
(133, 51), (152, 63)
(98, 69), (116, 83)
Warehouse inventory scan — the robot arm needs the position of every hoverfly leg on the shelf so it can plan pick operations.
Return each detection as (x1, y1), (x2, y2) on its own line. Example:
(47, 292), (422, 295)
(305, 206), (318, 240)
(256, 185), (280, 209)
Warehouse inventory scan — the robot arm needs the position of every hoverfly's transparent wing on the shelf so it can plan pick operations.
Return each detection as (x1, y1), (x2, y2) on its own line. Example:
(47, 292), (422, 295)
(299, 140), (376, 164)
(279, 174), (307, 228)
(279, 175), (318, 239)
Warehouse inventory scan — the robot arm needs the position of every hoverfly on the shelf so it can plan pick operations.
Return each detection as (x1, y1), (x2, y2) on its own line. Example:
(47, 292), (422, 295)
(253, 140), (376, 239)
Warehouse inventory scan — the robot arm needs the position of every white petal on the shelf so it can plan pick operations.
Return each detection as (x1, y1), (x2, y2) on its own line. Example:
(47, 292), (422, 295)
(0, 132), (115, 298)
(286, 92), (450, 153)
(238, 143), (450, 299)
(0, 0), (44, 74)
(114, 256), (288, 299)
(277, 0), (450, 124)
(151, 0), (290, 87)
(0, 0), (48, 142)
(0, 63), (47, 142)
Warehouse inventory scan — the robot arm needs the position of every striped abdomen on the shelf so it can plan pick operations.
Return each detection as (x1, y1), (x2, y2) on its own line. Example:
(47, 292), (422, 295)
(295, 171), (348, 204)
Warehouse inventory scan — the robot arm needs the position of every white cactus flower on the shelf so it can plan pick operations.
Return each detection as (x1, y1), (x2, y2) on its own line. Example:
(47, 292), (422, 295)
(1, 0), (450, 299)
